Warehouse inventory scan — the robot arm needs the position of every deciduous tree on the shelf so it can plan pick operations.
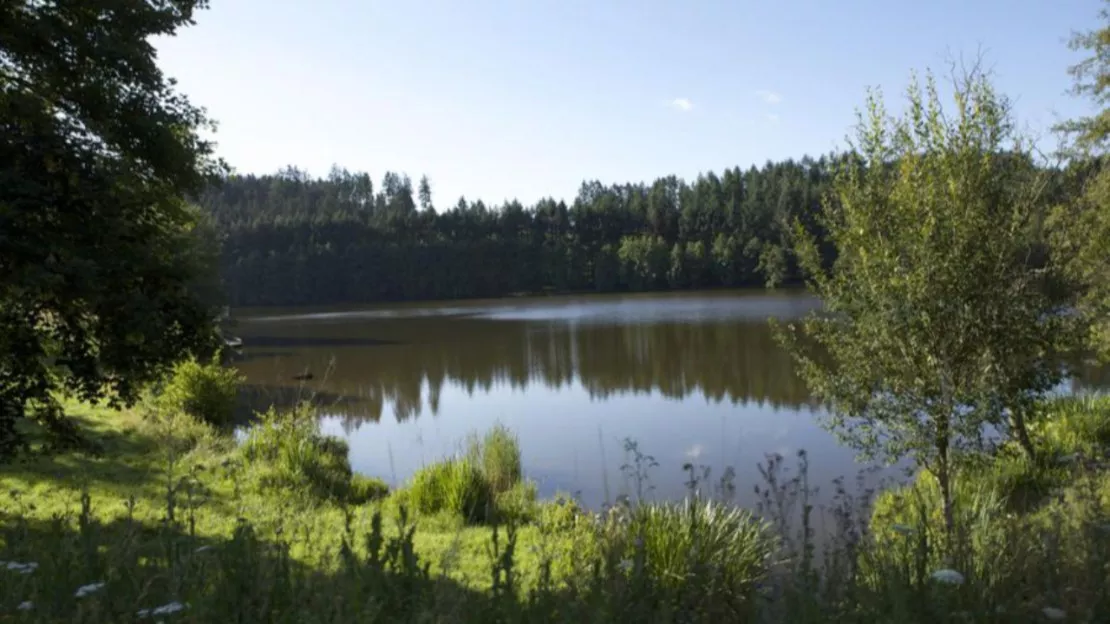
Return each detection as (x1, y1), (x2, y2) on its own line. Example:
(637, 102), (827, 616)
(0, 0), (224, 456)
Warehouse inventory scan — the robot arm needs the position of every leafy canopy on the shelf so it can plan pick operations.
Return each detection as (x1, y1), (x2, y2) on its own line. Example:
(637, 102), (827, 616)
(778, 68), (1075, 520)
(1049, 0), (1110, 360)
(0, 0), (224, 456)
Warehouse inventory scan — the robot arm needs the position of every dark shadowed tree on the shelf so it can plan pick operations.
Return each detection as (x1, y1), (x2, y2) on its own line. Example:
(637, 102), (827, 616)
(0, 0), (225, 457)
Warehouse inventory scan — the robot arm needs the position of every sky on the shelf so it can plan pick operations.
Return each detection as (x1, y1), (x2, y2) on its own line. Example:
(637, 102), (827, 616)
(155, 0), (1104, 208)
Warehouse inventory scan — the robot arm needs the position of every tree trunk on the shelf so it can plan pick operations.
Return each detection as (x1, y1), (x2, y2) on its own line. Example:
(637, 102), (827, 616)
(1011, 408), (1037, 462)
(936, 458), (955, 549)
(935, 412), (956, 553)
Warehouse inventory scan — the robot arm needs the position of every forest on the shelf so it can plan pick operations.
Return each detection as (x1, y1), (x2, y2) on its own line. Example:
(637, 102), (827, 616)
(198, 159), (834, 306)
(198, 154), (1092, 307)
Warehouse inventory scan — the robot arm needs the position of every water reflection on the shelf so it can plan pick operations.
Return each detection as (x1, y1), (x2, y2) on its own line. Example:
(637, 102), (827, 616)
(230, 292), (1107, 507)
(232, 294), (819, 430)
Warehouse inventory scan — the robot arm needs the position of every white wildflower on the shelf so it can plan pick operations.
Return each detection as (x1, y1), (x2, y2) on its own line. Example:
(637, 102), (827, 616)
(17, 601), (32, 611)
(138, 601), (188, 618)
(891, 523), (915, 535)
(5, 561), (38, 574)
(1042, 607), (1066, 620)
(930, 569), (965, 585)
(74, 581), (106, 598)
(152, 602), (186, 616)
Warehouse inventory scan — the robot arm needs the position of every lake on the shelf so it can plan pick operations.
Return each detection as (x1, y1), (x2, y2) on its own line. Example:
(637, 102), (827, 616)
(230, 290), (1107, 509)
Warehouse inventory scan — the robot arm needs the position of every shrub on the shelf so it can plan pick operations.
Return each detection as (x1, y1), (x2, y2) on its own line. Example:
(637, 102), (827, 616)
(238, 403), (381, 504)
(153, 357), (242, 427)
(465, 423), (522, 494)
(349, 474), (390, 504)
(494, 480), (539, 523)
(407, 458), (494, 523)
(536, 493), (589, 532)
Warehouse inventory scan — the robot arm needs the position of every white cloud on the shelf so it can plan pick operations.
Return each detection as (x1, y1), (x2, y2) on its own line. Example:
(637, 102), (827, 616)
(667, 97), (694, 112)
(766, 113), (780, 124)
(756, 89), (782, 104)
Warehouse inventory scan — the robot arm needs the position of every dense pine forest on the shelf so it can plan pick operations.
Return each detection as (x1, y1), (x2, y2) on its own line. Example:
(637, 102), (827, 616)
(198, 158), (839, 306)
(198, 154), (1092, 307)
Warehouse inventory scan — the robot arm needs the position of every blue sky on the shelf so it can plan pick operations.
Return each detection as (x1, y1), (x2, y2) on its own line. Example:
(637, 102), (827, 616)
(156, 0), (1103, 208)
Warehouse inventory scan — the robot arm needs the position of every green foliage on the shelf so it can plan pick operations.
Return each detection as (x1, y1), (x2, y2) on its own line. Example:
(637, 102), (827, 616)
(617, 499), (775, 600)
(200, 162), (833, 306)
(779, 68), (1076, 538)
(1028, 394), (1110, 456)
(151, 358), (242, 428)
(1050, 1), (1110, 360)
(403, 425), (526, 523)
(406, 458), (494, 523)
(2, 397), (1110, 622)
(349, 474), (391, 504)
(465, 424), (522, 495)
(617, 235), (669, 290)
(238, 404), (382, 504)
(0, 0), (226, 457)
(493, 481), (540, 524)
(757, 243), (787, 288)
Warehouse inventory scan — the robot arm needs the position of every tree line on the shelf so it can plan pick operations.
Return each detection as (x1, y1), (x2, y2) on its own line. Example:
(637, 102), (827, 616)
(198, 153), (1092, 308)
(196, 159), (839, 306)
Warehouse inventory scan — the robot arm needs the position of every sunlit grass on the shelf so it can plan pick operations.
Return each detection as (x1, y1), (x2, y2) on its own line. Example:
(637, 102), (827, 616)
(0, 393), (1108, 621)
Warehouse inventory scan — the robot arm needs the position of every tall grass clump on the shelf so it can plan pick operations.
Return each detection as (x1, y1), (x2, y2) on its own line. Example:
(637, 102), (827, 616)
(1029, 393), (1110, 458)
(406, 458), (494, 523)
(238, 403), (387, 504)
(465, 423), (522, 494)
(621, 499), (774, 596)
(148, 356), (243, 428)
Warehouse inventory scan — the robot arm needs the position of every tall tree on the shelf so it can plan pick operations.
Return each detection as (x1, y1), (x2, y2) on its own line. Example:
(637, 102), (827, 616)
(778, 69), (1074, 541)
(1050, 0), (1110, 360)
(418, 175), (433, 211)
(0, 0), (225, 456)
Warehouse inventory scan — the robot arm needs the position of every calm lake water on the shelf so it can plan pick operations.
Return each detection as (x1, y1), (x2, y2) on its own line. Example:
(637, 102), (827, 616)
(230, 290), (1108, 509)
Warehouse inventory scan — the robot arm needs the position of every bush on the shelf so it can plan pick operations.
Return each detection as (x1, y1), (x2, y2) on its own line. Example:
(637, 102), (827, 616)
(407, 458), (494, 523)
(349, 474), (390, 504)
(536, 493), (589, 532)
(238, 403), (383, 504)
(153, 357), (242, 427)
(494, 480), (539, 523)
(465, 423), (522, 494)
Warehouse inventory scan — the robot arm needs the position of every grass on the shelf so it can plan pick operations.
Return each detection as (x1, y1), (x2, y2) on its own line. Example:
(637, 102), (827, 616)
(1, 386), (1109, 621)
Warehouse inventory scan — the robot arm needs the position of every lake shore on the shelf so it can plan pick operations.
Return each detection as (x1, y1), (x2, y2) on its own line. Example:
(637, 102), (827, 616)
(2, 392), (1108, 621)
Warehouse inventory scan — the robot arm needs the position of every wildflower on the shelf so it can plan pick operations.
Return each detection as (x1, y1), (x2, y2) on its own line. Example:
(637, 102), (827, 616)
(74, 582), (106, 598)
(153, 602), (187, 616)
(4, 561), (38, 575)
(138, 602), (188, 618)
(891, 523), (915, 535)
(930, 569), (965, 585)
(17, 601), (32, 611)
(1041, 607), (1066, 620)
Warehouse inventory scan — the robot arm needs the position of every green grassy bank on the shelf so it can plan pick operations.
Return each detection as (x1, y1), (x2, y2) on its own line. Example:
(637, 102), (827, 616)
(1, 385), (1109, 622)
